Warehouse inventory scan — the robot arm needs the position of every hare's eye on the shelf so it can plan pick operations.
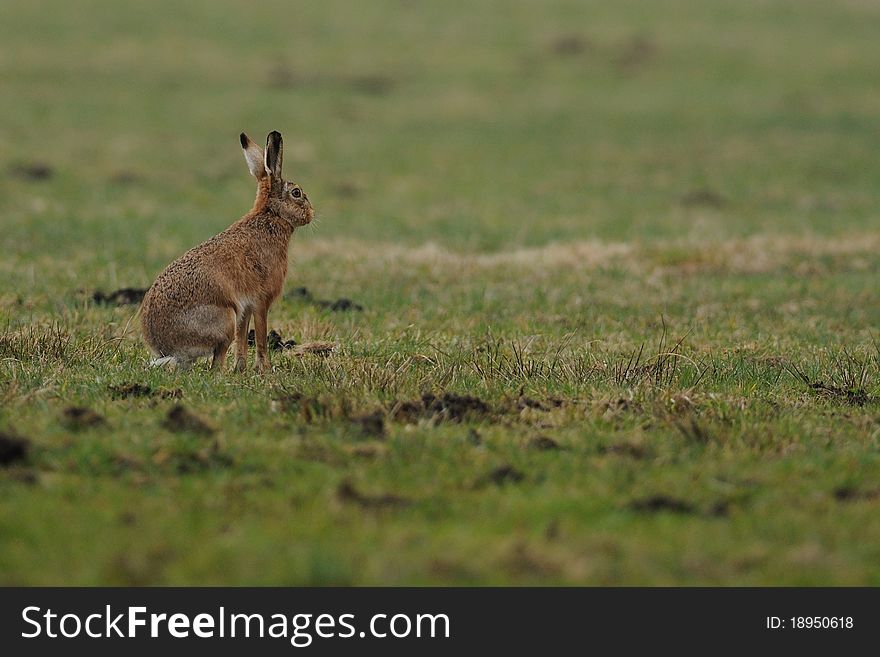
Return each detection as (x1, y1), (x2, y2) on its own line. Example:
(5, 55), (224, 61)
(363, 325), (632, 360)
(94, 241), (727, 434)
(291, 187), (302, 199)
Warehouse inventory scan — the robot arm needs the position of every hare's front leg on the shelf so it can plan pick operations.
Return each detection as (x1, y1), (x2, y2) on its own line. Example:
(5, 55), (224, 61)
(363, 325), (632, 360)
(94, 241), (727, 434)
(234, 307), (252, 373)
(253, 304), (270, 373)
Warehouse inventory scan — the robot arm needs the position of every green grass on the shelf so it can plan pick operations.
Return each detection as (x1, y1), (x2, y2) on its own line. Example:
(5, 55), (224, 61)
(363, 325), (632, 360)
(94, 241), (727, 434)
(2, 0), (880, 585)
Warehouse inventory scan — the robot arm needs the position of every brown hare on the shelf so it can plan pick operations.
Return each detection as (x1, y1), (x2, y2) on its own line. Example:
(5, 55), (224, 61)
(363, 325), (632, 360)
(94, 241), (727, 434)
(140, 130), (313, 372)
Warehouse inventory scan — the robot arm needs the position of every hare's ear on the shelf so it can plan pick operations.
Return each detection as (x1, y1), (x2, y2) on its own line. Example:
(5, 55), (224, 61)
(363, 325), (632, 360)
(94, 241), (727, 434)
(240, 132), (266, 180)
(264, 131), (283, 179)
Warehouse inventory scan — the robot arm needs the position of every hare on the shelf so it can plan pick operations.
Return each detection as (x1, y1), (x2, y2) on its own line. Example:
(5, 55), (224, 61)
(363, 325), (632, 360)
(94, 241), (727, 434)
(140, 130), (313, 372)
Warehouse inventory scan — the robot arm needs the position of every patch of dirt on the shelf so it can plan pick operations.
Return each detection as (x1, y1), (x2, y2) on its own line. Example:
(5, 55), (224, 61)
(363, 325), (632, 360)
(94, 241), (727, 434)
(266, 64), (301, 89)
(352, 410), (385, 438)
(286, 286), (313, 300)
(247, 329), (297, 351)
(680, 188), (727, 208)
(317, 298), (364, 312)
(152, 440), (231, 473)
(4, 468), (37, 485)
(425, 393), (491, 421)
(285, 286), (364, 312)
(62, 406), (105, 430)
(833, 486), (880, 502)
(92, 287), (148, 306)
(109, 383), (182, 400)
(615, 34), (658, 72)
(809, 382), (872, 407)
(529, 435), (562, 451)
(333, 181), (360, 199)
(480, 464), (525, 487)
(336, 480), (410, 509)
(10, 162), (53, 180)
(549, 33), (591, 56)
(708, 500), (731, 517)
(268, 329), (296, 350)
(391, 400), (424, 422)
(629, 495), (695, 514)
(517, 396), (549, 411)
(348, 74), (395, 96)
(468, 428), (483, 446)
(515, 394), (567, 413)
(162, 405), (216, 435)
(0, 432), (30, 466)
(109, 171), (140, 184)
(393, 393), (493, 424)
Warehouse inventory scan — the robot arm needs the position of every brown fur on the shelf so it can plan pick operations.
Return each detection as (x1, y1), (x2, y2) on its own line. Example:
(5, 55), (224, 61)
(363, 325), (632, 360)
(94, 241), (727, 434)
(140, 131), (314, 372)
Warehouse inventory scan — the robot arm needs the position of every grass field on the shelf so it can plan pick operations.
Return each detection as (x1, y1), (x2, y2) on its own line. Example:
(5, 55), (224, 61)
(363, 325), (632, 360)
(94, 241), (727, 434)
(2, 0), (880, 585)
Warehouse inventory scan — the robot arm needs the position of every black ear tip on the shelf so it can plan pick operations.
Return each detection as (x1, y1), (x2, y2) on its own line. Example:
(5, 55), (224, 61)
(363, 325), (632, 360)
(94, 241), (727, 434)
(267, 130), (282, 145)
(239, 133), (249, 148)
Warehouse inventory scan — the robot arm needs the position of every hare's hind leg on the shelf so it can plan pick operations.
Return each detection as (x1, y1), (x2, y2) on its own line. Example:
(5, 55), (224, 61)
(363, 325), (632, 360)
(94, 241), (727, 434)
(209, 306), (236, 371)
(165, 304), (234, 371)
(211, 340), (231, 371)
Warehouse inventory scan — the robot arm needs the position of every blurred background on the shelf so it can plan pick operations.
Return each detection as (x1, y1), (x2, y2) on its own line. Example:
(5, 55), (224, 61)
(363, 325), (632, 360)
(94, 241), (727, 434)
(2, 0), (879, 260)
